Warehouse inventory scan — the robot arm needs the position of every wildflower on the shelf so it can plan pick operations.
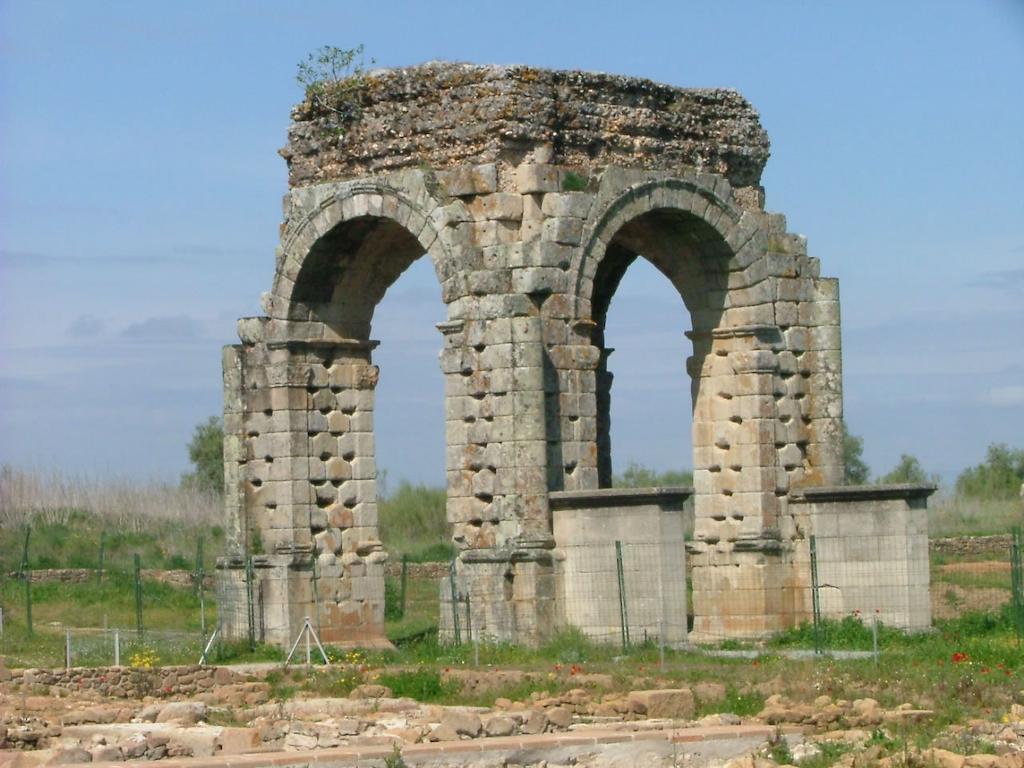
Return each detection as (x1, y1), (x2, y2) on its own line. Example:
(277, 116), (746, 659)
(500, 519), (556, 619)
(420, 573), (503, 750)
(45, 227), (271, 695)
(951, 652), (969, 664)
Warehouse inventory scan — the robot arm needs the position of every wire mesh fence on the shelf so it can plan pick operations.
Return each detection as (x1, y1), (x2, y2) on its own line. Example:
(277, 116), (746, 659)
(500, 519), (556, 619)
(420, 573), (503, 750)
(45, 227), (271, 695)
(2, 528), (1023, 669)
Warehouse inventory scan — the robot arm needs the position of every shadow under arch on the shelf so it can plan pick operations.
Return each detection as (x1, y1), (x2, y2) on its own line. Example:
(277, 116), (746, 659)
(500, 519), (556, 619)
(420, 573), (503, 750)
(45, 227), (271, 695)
(269, 184), (464, 327)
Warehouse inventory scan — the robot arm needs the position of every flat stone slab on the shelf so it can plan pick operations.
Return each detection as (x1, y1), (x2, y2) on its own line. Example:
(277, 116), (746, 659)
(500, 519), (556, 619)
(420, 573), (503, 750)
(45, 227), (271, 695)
(71, 724), (793, 768)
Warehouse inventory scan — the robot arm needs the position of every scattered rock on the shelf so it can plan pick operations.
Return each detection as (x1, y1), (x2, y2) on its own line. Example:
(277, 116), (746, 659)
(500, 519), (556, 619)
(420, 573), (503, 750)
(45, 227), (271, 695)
(49, 748), (92, 764)
(428, 723), (459, 742)
(484, 716), (516, 737)
(520, 709), (548, 735)
(694, 682), (728, 706)
(546, 707), (572, 730)
(89, 746), (122, 763)
(283, 732), (318, 751)
(627, 689), (695, 720)
(923, 748), (967, 768)
(440, 710), (481, 738)
(349, 684), (391, 700)
(155, 702), (207, 725)
(792, 742), (823, 764)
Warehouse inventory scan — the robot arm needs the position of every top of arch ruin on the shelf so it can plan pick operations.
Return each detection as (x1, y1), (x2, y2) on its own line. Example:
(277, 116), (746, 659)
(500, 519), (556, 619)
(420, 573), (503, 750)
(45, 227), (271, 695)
(281, 61), (771, 191)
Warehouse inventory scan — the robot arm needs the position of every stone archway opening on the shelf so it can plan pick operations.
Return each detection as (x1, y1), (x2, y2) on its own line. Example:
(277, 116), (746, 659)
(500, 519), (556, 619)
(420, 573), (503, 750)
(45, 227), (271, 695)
(221, 205), (457, 648)
(372, 256), (449, 555)
(598, 257), (695, 493)
(591, 207), (731, 500)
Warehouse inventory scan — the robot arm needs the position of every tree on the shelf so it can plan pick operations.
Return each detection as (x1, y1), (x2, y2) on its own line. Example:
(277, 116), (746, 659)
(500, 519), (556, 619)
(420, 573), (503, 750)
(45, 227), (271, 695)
(182, 416), (224, 495)
(879, 454), (935, 486)
(296, 45), (372, 128)
(614, 462), (694, 488)
(955, 443), (1024, 500)
(842, 422), (870, 485)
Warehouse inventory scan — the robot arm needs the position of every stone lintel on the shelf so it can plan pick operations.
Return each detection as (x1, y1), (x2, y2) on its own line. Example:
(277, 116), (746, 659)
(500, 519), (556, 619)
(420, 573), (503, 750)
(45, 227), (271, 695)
(686, 325), (781, 341)
(216, 553), (308, 570)
(731, 536), (785, 555)
(790, 483), (938, 504)
(549, 486), (694, 511)
(461, 544), (556, 565)
(265, 338), (380, 352)
(436, 320), (465, 336)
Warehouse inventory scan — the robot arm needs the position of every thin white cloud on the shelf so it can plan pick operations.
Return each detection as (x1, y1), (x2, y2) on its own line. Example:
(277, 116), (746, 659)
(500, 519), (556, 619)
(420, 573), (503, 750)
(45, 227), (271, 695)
(980, 385), (1024, 407)
(120, 315), (205, 342)
(67, 314), (105, 338)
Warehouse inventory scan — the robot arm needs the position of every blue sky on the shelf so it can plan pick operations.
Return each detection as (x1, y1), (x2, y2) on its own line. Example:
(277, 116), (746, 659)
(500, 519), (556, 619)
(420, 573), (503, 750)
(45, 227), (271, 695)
(1, 1), (1022, 488)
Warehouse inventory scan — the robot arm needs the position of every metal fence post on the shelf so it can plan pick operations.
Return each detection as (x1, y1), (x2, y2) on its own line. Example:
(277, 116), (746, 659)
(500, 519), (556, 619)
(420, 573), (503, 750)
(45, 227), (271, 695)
(24, 571), (33, 637)
(193, 537), (204, 596)
(615, 541), (630, 651)
(18, 526), (30, 581)
(311, 555), (321, 634)
(400, 554), (409, 619)
(809, 535), (822, 656)
(65, 629), (72, 670)
(97, 531), (105, 585)
(133, 554), (144, 637)
(245, 555), (256, 650)
(114, 629), (121, 667)
(448, 559), (461, 645)
(1011, 527), (1024, 645)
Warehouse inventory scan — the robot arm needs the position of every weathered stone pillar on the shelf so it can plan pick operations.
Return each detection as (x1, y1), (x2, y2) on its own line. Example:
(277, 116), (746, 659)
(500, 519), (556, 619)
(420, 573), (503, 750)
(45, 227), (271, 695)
(688, 325), (792, 641)
(218, 319), (389, 648)
(439, 311), (557, 646)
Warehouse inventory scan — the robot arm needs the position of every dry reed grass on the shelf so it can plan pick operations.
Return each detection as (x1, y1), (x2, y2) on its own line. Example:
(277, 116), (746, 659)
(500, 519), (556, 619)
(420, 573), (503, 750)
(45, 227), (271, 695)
(0, 465), (221, 533)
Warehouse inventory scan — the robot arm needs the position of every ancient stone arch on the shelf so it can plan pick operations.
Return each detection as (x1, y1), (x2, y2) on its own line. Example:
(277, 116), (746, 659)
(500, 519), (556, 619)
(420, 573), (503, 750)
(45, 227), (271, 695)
(219, 63), (932, 648)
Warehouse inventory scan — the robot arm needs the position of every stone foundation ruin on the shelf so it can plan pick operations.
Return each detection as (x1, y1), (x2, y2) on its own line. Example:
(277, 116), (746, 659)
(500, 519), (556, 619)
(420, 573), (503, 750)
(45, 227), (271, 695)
(218, 62), (934, 648)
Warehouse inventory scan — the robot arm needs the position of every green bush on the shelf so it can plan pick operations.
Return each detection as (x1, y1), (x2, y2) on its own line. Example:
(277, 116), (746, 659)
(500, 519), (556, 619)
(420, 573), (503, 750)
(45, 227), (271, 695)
(378, 481), (449, 560)
(613, 463), (693, 488)
(384, 577), (404, 621)
(375, 668), (460, 702)
(879, 454), (937, 486)
(956, 443), (1024, 500)
(181, 416), (224, 495)
(842, 422), (870, 485)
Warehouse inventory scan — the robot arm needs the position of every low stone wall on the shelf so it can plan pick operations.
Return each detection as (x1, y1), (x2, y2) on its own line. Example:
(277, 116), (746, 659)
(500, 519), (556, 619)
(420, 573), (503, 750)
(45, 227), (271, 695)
(550, 487), (691, 645)
(7, 569), (212, 589)
(930, 534), (1013, 558)
(791, 484), (935, 631)
(0, 665), (248, 698)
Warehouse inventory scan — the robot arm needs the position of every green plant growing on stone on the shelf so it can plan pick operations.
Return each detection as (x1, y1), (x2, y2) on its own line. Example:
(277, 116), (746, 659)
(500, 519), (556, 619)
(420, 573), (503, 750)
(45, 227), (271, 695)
(296, 45), (373, 130)
(766, 728), (793, 764)
(562, 171), (588, 191)
(384, 745), (408, 768)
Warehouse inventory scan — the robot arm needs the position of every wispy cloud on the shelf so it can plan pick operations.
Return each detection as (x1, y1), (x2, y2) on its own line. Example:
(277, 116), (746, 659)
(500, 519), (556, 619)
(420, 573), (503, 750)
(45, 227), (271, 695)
(980, 385), (1024, 408)
(120, 315), (205, 342)
(1, 248), (174, 268)
(970, 268), (1024, 293)
(170, 243), (252, 258)
(67, 314), (105, 339)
